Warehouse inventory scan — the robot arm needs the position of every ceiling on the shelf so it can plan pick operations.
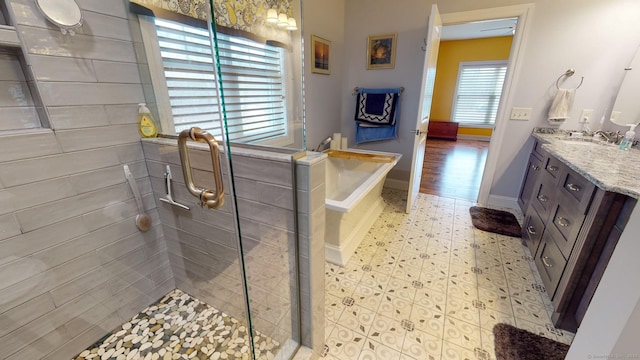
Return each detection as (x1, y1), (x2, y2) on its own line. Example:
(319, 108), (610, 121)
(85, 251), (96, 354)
(441, 18), (518, 41)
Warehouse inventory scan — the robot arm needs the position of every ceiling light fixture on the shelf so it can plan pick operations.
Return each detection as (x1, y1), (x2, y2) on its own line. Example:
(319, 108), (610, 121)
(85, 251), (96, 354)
(277, 13), (289, 27)
(266, 9), (278, 23)
(286, 17), (298, 31)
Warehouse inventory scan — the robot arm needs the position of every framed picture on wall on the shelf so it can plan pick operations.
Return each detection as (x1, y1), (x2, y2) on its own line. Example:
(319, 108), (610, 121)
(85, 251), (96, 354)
(311, 35), (331, 74)
(367, 33), (397, 69)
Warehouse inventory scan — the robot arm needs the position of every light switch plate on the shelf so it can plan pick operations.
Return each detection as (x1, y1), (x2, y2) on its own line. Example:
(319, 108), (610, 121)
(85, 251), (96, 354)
(579, 109), (594, 124)
(510, 107), (532, 121)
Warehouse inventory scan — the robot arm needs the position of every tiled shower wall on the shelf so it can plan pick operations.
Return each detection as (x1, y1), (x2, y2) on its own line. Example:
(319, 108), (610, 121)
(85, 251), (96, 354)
(143, 141), (301, 346)
(0, 0), (175, 359)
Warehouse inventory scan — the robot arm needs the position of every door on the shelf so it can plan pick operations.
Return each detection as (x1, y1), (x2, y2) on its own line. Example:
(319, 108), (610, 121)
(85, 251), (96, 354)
(406, 4), (442, 213)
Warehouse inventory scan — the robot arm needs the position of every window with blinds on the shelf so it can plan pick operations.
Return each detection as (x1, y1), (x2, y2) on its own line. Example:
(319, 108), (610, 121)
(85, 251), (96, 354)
(451, 61), (507, 126)
(154, 18), (287, 143)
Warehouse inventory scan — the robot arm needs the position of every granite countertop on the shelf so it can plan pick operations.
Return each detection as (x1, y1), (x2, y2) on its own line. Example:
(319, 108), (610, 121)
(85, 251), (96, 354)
(532, 130), (640, 199)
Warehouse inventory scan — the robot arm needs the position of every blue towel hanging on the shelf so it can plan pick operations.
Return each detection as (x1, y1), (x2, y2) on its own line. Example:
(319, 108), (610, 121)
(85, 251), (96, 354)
(354, 87), (401, 144)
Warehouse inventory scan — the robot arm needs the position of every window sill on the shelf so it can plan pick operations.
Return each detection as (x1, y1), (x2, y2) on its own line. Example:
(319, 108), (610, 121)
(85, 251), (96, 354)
(458, 123), (494, 129)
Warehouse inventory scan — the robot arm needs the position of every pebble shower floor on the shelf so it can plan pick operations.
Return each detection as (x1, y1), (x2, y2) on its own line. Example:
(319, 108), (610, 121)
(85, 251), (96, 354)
(72, 289), (278, 360)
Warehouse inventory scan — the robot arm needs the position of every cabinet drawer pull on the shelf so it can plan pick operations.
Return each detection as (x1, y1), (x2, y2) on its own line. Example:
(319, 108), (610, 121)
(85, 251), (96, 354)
(531, 164), (540, 171)
(542, 256), (554, 268)
(556, 216), (570, 227)
(548, 165), (559, 172)
(527, 226), (537, 235)
(566, 183), (580, 192)
(538, 195), (548, 203)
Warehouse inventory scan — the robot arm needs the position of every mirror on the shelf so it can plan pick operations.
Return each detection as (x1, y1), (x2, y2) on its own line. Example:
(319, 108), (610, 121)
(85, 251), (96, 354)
(36, 0), (83, 35)
(610, 45), (640, 127)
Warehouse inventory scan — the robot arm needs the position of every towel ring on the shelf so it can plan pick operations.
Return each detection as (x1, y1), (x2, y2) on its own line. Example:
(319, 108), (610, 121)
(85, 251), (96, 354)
(555, 69), (584, 90)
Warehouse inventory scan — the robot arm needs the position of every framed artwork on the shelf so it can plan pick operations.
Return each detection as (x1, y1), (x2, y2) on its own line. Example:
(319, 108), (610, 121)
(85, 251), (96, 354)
(311, 35), (331, 74)
(367, 33), (397, 69)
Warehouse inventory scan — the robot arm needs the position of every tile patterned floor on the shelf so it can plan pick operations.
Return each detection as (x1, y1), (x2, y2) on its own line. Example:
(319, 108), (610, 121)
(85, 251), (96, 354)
(322, 189), (574, 360)
(73, 289), (278, 360)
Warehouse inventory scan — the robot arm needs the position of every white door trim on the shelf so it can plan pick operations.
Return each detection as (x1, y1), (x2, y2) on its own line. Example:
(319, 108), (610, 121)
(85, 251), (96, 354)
(441, 4), (535, 206)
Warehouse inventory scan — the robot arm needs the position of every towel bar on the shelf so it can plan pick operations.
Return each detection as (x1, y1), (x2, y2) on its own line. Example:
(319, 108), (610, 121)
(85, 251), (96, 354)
(352, 86), (404, 96)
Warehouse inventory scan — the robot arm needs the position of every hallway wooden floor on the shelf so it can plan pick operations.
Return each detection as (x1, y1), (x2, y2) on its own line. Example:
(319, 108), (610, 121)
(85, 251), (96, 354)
(420, 138), (489, 201)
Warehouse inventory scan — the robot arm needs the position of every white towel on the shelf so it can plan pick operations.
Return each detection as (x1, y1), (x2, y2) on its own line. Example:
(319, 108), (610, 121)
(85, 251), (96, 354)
(548, 88), (575, 122)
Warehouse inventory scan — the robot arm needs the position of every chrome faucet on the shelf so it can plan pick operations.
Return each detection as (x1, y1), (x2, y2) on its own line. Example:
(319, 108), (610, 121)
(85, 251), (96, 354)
(314, 136), (332, 152)
(593, 130), (622, 144)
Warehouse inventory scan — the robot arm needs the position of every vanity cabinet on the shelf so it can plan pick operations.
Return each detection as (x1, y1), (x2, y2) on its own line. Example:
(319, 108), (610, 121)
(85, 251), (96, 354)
(519, 139), (635, 332)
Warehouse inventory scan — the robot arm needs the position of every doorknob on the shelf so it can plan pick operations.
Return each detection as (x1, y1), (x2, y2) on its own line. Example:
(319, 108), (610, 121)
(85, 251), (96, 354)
(410, 129), (426, 136)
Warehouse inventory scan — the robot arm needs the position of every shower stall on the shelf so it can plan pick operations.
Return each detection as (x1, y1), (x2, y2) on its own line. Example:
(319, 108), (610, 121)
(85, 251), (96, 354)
(0, 0), (324, 359)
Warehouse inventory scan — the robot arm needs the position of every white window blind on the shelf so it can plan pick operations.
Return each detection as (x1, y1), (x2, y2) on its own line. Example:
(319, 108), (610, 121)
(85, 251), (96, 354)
(154, 18), (287, 143)
(451, 61), (507, 126)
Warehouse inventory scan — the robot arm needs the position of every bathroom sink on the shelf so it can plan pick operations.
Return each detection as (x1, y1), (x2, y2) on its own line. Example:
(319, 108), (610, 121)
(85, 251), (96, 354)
(557, 138), (611, 147)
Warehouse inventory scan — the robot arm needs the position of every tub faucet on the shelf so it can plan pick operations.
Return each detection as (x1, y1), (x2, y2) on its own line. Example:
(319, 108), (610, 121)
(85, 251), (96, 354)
(314, 136), (332, 152)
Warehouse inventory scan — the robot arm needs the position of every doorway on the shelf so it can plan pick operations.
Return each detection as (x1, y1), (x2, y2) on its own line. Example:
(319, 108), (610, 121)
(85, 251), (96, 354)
(420, 18), (516, 201)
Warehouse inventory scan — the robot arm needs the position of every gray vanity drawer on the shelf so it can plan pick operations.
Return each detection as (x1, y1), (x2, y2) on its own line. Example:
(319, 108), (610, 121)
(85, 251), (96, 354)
(532, 174), (557, 222)
(519, 153), (544, 212)
(559, 167), (596, 213)
(523, 206), (545, 257)
(544, 155), (564, 181)
(548, 196), (586, 259)
(536, 231), (568, 299)
(532, 140), (547, 159)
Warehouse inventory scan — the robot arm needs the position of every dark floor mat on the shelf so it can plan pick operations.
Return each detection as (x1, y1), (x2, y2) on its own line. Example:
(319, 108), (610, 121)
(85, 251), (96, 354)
(494, 323), (569, 360)
(469, 206), (521, 237)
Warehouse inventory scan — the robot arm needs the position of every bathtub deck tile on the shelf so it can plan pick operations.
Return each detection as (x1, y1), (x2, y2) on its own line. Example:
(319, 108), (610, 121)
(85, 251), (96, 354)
(322, 189), (574, 360)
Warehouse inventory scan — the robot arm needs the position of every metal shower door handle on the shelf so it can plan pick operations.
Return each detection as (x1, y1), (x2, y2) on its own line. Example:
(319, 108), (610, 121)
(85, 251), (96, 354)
(178, 127), (225, 209)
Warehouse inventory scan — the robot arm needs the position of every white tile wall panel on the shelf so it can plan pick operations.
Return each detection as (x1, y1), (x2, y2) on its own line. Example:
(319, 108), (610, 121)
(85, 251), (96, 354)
(80, 198), (139, 232)
(0, 147), (121, 187)
(76, 0), (128, 19)
(236, 198), (296, 230)
(49, 267), (109, 307)
(116, 142), (145, 163)
(0, 215), (89, 257)
(257, 182), (295, 210)
(232, 155), (294, 187)
(0, 177), (76, 216)
(29, 55), (97, 82)
(0, 292), (56, 338)
(47, 105), (110, 130)
(15, 183), (131, 232)
(39, 83), (144, 107)
(93, 60), (141, 84)
(31, 217), (139, 268)
(105, 104), (139, 125)
(21, 27), (137, 63)
(6, 0), (57, 29)
(57, 124), (140, 156)
(0, 214), (21, 241)
(0, 130), (60, 162)
(81, 11), (133, 42)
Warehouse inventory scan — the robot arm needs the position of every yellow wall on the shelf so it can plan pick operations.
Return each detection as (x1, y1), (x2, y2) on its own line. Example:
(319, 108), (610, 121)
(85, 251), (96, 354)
(431, 36), (513, 137)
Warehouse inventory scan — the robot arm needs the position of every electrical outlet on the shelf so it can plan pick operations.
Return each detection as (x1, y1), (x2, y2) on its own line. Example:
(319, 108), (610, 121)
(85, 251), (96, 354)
(579, 109), (594, 124)
(510, 107), (532, 121)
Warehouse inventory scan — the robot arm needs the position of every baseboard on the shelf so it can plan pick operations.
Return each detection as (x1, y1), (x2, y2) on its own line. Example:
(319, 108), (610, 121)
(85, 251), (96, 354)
(384, 178), (409, 191)
(485, 195), (519, 210)
(457, 134), (491, 142)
